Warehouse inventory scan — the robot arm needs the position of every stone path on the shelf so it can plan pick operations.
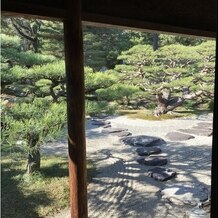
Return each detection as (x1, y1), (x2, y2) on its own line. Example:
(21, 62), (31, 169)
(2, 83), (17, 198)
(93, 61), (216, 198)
(42, 114), (213, 218)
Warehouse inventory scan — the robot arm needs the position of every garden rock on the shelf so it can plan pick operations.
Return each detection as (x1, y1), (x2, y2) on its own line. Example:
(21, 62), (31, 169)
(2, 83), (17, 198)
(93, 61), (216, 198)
(111, 131), (132, 137)
(186, 207), (209, 218)
(166, 132), (195, 141)
(101, 127), (128, 133)
(103, 124), (112, 128)
(122, 135), (166, 147)
(148, 167), (176, 181)
(179, 128), (212, 137)
(91, 119), (111, 126)
(137, 156), (167, 166)
(136, 147), (162, 156)
(193, 122), (212, 129)
(161, 185), (209, 206)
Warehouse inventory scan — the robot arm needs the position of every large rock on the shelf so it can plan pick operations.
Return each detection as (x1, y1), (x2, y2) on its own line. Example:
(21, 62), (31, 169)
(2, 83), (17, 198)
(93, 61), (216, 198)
(137, 156), (167, 166)
(148, 167), (176, 181)
(136, 147), (162, 156)
(166, 132), (195, 141)
(161, 185), (209, 206)
(122, 135), (166, 147)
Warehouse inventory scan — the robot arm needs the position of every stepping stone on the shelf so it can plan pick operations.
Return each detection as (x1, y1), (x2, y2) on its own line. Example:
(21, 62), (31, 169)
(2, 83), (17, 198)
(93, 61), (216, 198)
(193, 122), (212, 129)
(136, 147), (162, 156)
(166, 132), (195, 141)
(148, 167), (176, 181)
(111, 131), (132, 137)
(186, 207), (209, 218)
(122, 135), (166, 147)
(103, 124), (112, 128)
(179, 129), (212, 136)
(137, 156), (167, 166)
(92, 114), (109, 119)
(102, 127), (128, 133)
(161, 185), (209, 206)
(91, 120), (111, 126)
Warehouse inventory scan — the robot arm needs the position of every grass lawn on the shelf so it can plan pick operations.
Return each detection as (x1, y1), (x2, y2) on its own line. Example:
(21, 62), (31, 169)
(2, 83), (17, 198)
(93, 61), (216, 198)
(1, 154), (96, 218)
(117, 108), (212, 120)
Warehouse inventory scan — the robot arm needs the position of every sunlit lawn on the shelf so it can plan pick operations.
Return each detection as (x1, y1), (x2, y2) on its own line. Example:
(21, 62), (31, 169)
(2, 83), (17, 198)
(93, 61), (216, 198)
(117, 108), (212, 120)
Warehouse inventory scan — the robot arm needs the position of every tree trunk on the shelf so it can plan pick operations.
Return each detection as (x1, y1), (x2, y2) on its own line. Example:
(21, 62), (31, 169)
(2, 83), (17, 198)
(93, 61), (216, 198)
(153, 33), (159, 51)
(154, 93), (168, 116)
(27, 150), (40, 174)
(26, 133), (40, 174)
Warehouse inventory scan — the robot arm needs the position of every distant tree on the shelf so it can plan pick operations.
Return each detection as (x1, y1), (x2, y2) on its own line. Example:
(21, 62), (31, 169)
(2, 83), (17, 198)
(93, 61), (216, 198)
(83, 25), (154, 70)
(115, 41), (215, 115)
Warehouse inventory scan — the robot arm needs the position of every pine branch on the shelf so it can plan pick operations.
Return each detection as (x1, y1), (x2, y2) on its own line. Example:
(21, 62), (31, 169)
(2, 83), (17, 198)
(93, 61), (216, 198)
(11, 20), (35, 42)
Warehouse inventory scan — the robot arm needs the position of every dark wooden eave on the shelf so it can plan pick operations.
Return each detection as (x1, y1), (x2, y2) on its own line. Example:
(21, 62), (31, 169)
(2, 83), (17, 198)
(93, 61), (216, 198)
(1, 0), (217, 38)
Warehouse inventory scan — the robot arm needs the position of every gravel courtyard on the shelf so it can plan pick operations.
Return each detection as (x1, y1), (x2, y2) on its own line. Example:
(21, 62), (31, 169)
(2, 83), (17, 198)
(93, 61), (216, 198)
(42, 113), (213, 218)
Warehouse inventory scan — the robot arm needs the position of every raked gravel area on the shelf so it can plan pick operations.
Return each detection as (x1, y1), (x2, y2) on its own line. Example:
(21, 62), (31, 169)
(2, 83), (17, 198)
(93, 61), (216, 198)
(42, 113), (213, 218)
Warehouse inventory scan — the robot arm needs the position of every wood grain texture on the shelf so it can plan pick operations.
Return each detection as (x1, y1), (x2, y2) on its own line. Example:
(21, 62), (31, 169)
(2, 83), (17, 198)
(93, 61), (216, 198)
(64, 0), (88, 217)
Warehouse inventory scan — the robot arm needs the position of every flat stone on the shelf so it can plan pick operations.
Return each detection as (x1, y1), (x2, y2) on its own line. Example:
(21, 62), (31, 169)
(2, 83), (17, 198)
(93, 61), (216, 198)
(137, 156), (167, 166)
(101, 127), (128, 133)
(122, 135), (166, 147)
(161, 185), (209, 206)
(111, 131), (132, 137)
(102, 124), (112, 128)
(148, 167), (176, 181)
(166, 132), (195, 141)
(186, 207), (209, 218)
(136, 147), (162, 156)
(193, 122), (212, 129)
(91, 120), (111, 126)
(179, 129), (212, 136)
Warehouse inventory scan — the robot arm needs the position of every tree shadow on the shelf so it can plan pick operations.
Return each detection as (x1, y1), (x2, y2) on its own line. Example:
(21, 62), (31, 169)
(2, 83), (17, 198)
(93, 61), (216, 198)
(1, 162), (53, 218)
(87, 140), (212, 217)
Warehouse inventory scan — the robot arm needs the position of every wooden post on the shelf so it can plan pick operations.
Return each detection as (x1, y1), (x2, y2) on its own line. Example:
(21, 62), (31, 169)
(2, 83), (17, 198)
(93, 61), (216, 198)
(64, 0), (88, 217)
(211, 41), (217, 218)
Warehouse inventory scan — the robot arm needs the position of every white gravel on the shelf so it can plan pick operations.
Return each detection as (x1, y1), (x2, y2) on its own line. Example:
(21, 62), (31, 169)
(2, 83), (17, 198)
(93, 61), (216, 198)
(43, 114), (213, 218)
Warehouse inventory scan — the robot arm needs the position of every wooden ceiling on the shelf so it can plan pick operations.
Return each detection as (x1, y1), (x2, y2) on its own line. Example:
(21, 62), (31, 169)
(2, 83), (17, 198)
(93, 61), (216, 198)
(2, 0), (217, 38)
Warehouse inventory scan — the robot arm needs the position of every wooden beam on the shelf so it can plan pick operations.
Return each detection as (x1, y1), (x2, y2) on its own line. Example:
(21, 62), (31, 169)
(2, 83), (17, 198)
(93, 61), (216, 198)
(1, 0), (217, 38)
(64, 0), (88, 217)
(82, 13), (216, 39)
(1, 0), (67, 20)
